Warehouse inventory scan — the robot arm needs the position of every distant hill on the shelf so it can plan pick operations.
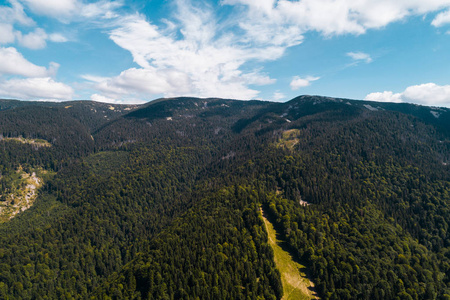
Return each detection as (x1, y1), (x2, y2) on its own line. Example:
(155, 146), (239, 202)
(0, 99), (139, 131)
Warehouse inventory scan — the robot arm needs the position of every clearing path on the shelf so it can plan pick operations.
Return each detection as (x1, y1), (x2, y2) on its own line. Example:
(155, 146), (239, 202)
(261, 207), (319, 300)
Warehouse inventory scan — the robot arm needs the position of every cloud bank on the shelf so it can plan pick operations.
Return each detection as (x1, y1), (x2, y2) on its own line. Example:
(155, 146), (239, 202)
(0, 47), (71, 100)
(0, 0), (123, 101)
(0, 77), (74, 100)
(19, 0), (122, 21)
(87, 0), (450, 103)
(365, 83), (450, 107)
(2, 0), (450, 103)
(224, 0), (450, 35)
(86, 1), (288, 101)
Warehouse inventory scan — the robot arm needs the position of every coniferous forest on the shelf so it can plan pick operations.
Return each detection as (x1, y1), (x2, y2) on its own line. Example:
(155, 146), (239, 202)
(0, 95), (449, 299)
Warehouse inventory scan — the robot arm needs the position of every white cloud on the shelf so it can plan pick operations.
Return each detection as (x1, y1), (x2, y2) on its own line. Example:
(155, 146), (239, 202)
(80, 1), (122, 19)
(90, 93), (117, 103)
(0, 0), (34, 26)
(104, 0), (293, 100)
(20, 0), (77, 18)
(49, 33), (68, 43)
(223, 0), (450, 36)
(0, 77), (73, 100)
(364, 91), (403, 103)
(89, 93), (146, 104)
(230, 9), (304, 47)
(365, 83), (450, 107)
(81, 74), (110, 83)
(0, 0), (69, 48)
(109, 15), (160, 69)
(16, 28), (47, 49)
(0, 23), (15, 44)
(70, 0), (450, 102)
(0, 47), (58, 77)
(83, 0), (450, 101)
(19, 0), (123, 22)
(15, 28), (68, 49)
(432, 9), (450, 26)
(403, 83), (450, 106)
(223, 0), (275, 15)
(347, 51), (373, 63)
(242, 71), (276, 86)
(272, 91), (286, 102)
(95, 67), (192, 96)
(290, 76), (320, 90)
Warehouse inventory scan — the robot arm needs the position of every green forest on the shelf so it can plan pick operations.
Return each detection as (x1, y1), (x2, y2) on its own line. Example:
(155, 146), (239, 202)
(0, 96), (449, 299)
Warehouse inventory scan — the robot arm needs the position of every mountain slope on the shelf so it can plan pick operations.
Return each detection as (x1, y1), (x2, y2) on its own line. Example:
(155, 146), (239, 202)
(93, 96), (450, 299)
(0, 99), (139, 132)
(0, 96), (449, 300)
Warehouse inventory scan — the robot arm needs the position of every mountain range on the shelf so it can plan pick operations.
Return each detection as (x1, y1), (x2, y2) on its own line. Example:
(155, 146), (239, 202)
(0, 95), (449, 299)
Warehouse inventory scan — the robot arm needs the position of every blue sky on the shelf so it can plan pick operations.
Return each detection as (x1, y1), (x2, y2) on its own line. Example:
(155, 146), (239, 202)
(1, 0), (450, 107)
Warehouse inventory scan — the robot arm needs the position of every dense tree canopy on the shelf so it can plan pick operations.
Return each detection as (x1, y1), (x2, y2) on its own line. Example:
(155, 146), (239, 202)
(0, 96), (449, 299)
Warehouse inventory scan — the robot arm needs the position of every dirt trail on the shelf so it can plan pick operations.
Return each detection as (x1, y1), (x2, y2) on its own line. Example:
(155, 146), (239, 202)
(261, 207), (319, 300)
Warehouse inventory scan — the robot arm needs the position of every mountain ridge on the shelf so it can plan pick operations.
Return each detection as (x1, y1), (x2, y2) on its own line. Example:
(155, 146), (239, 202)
(0, 94), (449, 299)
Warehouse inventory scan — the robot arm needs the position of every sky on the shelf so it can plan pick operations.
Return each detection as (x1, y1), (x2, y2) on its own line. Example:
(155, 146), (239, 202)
(0, 0), (450, 107)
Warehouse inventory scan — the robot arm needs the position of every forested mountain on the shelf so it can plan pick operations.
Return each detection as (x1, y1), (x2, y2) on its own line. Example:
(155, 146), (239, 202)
(0, 96), (449, 299)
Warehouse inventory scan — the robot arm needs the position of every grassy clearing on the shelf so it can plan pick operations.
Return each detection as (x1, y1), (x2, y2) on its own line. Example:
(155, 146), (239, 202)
(2, 136), (51, 147)
(261, 207), (318, 300)
(276, 129), (300, 150)
(0, 167), (54, 223)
